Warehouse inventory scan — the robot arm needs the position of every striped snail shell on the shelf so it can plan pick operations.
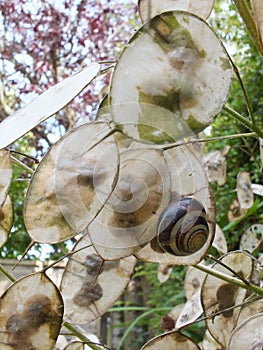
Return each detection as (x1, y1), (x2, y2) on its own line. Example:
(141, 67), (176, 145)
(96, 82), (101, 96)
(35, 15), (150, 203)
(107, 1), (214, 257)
(156, 197), (209, 256)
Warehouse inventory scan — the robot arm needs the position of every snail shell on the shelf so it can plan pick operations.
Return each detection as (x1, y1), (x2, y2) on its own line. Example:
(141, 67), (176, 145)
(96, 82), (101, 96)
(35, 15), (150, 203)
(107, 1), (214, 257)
(156, 197), (209, 256)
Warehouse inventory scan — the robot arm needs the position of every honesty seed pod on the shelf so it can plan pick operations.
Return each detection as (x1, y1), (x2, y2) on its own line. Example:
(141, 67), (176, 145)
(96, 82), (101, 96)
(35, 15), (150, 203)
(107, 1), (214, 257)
(0, 273), (63, 350)
(154, 197), (209, 256)
(61, 234), (136, 324)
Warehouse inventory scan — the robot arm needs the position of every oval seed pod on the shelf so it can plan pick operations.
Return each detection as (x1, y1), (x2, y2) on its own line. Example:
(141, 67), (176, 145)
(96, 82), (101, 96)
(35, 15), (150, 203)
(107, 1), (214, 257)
(24, 121), (118, 243)
(138, 0), (216, 23)
(0, 272), (63, 350)
(60, 234), (136, 324)
(88, 145), (171, 260)
(135, 143), (216, 265)
(201, 251), (254, 348)
(156, 197), (209, 256)
(109, 11), (232, 144)
(228, 313), (263, 350)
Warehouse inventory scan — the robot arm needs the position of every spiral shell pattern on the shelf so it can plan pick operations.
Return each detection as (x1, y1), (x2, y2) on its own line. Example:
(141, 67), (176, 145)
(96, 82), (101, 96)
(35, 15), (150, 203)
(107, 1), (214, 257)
(157, 197), (209, 256)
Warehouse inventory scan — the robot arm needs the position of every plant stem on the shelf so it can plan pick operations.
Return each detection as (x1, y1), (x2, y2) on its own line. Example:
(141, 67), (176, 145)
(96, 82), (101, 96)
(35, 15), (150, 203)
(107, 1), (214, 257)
(99, 65), (115, 75)
(64, 322), (106, 350)
(194, 132), (256, 143)
(109, 306), (150, 312)
(194, 263), (263, 297)
(223, 200), (263, 231)
(227, 54), (255, 124)
(10, 155), (34, 175)
(233, 0), (263, 56)
(223, 105), (263, 138)
(98, 60), (116, 65)
(0, 264), (16, 283)
(161, 132), (256, 151)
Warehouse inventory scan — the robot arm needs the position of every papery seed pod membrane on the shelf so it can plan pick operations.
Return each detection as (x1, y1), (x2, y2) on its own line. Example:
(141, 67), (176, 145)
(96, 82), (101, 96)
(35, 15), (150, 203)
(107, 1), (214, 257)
(110, 11), (232, 144)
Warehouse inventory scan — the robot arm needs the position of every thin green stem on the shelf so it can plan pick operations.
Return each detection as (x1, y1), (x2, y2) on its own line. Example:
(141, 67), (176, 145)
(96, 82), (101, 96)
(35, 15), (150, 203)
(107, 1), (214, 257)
(207, 254), (250, 285)
(223, 105), (263, 138)
(194, 132), (256, 143)
(194, 263), (263, 297)
(0, 264), (16, 283)
(161, 132), (256, 151)
(64, 322), (107, 350)
(109, 306), (150, 312)
(223, 200), (263, 231)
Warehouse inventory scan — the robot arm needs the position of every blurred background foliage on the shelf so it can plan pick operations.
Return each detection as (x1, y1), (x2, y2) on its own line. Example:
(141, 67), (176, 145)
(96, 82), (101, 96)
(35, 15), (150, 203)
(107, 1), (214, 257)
(207, 0), (263, 251)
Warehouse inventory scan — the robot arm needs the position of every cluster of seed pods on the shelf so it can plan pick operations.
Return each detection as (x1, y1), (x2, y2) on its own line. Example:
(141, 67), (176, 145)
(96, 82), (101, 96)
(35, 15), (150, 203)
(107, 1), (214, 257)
(0, 1), (240, 348)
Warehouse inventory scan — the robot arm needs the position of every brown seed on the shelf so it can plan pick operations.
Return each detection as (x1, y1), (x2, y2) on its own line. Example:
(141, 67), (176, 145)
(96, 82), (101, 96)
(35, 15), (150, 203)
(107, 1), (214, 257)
(23, 294), (52, 326)
(73, 281), (103, 307)
(84, 254), (103, 276)
(6, 314), (31, 338)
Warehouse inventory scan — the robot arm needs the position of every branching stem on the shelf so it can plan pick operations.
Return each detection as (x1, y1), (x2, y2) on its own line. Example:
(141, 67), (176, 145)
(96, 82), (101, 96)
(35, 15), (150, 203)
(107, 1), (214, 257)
(194, 263), (263, 297)
(161, 131), (256, 151)
(0, 264), (16, 283)
(64, 322), (108, 350)
(223, 105), (263, 138)
(10, 155), (34, 175)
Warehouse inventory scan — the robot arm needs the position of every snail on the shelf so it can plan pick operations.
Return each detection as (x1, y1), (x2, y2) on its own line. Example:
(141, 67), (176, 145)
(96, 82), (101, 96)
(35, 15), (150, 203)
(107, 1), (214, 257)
(152, 197), (209, 256)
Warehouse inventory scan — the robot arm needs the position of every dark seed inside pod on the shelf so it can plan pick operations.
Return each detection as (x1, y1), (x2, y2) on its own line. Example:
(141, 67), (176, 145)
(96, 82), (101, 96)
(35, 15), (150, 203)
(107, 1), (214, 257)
(6, 314), (31, 338)
(73, 281), (103, 308)
(24, 294), (52, 326)
(5, 294), (53, 350)
(84, 254), (103, 276)
(157, 197), (209, 256)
